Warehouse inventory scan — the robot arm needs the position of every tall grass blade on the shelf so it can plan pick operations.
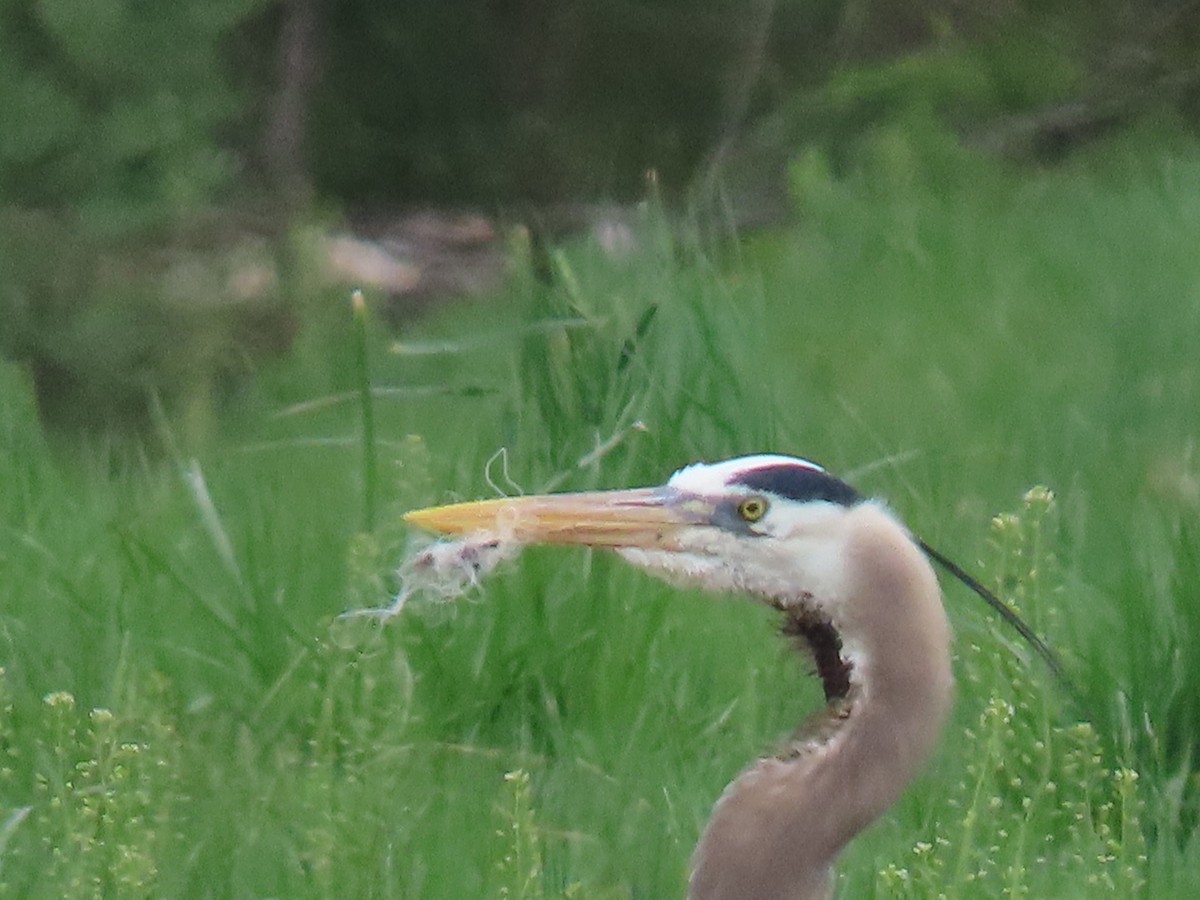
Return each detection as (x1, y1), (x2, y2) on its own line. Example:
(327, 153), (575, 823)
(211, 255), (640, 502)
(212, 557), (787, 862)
(353, 290), (379, 532)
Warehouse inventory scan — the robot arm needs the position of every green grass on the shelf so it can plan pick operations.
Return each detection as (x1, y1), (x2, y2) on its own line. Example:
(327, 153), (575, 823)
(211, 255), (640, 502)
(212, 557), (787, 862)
(3, 128), (1200, 897)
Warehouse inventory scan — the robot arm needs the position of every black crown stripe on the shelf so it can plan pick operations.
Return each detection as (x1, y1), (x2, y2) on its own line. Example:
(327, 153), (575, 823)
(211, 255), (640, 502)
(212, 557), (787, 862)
(731, 464), (861, 507)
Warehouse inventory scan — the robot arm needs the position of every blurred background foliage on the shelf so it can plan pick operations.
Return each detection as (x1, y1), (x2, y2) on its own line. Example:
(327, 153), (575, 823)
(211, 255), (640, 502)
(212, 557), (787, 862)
(1, 0), (1199, 448)
(3, 0), (1199, 215)
(3, 2), (1200, 894)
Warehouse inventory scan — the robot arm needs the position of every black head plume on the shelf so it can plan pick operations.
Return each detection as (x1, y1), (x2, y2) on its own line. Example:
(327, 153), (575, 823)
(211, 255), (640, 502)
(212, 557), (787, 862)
(917, 538), (1068, 684)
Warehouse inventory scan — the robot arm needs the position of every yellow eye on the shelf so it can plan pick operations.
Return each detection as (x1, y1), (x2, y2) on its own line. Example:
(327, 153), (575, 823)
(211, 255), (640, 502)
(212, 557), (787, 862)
(737, 496), (768, 522)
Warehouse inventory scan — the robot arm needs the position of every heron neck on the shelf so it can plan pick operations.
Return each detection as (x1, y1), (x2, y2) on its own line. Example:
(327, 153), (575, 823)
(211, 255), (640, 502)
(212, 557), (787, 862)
(689, 507), (953, 900)
(809, 652), (953, 865)
(689, 662), (952, 900)
(830, 506), (955, 839)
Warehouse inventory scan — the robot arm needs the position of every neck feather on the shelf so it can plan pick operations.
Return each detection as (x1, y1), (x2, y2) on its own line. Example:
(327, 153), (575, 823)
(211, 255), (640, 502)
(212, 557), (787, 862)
(688, 506), (953, 900)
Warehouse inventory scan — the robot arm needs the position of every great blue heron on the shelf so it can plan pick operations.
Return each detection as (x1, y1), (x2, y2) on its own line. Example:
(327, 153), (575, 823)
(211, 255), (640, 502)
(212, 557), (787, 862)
(404, 454), (1060, 899)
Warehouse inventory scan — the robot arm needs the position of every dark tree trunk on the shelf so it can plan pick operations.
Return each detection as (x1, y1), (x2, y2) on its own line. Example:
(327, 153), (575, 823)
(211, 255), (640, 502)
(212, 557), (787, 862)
(264, 0), (321, 209)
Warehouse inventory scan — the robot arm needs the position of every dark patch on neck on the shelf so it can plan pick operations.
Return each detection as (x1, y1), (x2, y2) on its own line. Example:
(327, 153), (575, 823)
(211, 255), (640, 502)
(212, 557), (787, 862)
(782, 613), (852, 703)
(731, 464), (860, 507)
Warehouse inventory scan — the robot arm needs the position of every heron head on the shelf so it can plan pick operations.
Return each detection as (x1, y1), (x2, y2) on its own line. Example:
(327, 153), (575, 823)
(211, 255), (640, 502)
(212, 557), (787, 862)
(403, 454), (870, 616)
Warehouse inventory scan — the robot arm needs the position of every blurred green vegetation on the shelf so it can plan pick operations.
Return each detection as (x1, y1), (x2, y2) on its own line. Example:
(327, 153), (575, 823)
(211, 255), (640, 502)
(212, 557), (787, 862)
(3, 1), (1200, 895)
(311, 0), (1200, 202)
(2, 0), (1199, 446)
(2, 0), (1197, 213)
(3, 128), (1200, 894)
(0, 0), (265, 232)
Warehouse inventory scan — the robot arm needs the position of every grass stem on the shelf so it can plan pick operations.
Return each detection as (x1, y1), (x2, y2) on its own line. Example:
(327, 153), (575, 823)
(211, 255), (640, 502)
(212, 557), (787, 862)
(352, 289), (379, 532)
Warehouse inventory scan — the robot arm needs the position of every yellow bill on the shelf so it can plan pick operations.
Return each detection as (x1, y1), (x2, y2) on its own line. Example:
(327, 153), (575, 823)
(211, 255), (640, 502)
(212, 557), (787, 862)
(404, 487), (709, 549)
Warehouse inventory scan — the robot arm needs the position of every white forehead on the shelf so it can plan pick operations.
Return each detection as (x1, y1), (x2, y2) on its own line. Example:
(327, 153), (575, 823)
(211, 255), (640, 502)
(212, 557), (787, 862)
(667, 454), (824, 494)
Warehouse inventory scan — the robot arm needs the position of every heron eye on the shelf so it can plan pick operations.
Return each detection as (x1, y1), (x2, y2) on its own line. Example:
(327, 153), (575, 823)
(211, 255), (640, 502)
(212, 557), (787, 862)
(737, 496), (769, 522)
